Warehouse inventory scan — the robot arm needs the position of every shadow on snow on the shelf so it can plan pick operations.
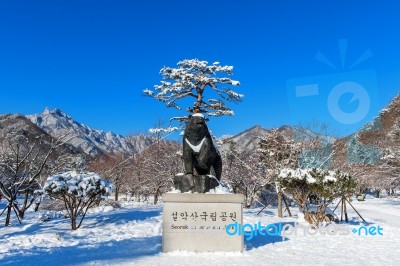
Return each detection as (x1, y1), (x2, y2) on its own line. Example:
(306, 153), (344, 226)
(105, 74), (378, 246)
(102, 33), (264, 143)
(1, 206), (162, 238)
(1, 207), (163, 265)
(1, 236), (162, 265)
(245, 222), (288, 250)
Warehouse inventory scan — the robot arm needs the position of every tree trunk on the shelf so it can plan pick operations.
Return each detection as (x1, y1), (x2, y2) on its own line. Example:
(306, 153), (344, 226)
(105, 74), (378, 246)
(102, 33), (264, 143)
(34, 201), (40, 212)
(19, 191), (30, 219)
(340, 198), (344, 221)
(246, 192), (254, 209)
(304, 211), (313, 224)
(136, 191), (140, 202)
(5, 204), (12, 226)
(282, 194), (292, 217)
(154, 188), (160, 205)
(71, 216), (77, 230)
(114, 185), (119, 201)
(249, 197), (254, 208)
(277, 192), (283, 218)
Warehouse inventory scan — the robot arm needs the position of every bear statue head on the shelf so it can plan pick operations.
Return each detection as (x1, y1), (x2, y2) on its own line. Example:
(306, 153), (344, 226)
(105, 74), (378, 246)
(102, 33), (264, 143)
(184, 113), (210, 142)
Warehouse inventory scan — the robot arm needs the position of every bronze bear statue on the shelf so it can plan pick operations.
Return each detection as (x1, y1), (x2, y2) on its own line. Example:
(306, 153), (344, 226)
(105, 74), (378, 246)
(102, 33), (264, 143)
(175, 113), (222, 193)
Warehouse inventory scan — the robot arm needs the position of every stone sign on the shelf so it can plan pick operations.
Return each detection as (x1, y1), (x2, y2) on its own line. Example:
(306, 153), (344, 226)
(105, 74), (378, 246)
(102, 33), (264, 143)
(162, 193), (244, 252)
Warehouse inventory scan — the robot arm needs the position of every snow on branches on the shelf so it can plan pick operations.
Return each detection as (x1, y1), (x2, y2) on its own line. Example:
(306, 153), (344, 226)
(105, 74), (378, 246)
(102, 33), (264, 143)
(277, 168), (356, 225)
(148, 126), (179, 135)
(44, 171), (113, 198)
(44, 171), (114, 229)
(278, 168), (342, 184)
(277, 168), (355, 197)
(143, 59), (243, 117)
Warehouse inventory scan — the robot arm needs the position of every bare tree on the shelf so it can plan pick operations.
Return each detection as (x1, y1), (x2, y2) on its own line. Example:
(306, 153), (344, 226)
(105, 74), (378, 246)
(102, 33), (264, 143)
(89, 152), (131, 201)
(259, 128), (302, 216)
(0, 133), (72, 225)
(139, 140), (183, 204)
(124, 154), (147, 202)
(223, 141), (269, 208)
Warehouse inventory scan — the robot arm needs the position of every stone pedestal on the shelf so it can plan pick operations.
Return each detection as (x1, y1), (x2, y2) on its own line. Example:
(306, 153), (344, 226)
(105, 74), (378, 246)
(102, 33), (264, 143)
(162, 193), (244, 252)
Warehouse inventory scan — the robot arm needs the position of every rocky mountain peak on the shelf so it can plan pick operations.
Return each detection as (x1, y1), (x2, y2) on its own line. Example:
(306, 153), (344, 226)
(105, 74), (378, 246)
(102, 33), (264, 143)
(27, 108), (153, 156)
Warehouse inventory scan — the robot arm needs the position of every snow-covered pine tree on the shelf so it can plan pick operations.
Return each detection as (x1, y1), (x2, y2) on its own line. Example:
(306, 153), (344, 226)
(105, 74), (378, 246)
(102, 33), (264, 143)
(144, 59), (243, 128)
(277, 168), (356, 225)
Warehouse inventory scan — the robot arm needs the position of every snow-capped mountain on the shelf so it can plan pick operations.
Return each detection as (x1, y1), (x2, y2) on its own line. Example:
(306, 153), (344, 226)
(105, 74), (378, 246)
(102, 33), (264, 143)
(219, 125), (269, 153)
(0, 114), (83, 158)
(27, 108), (153, 156)
(219, 124), (334, 154)
(16, 93), (400, 159)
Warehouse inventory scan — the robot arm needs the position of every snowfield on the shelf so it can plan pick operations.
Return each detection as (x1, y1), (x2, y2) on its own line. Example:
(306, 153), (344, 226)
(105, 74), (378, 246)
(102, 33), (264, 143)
(1, 197), (399, 266)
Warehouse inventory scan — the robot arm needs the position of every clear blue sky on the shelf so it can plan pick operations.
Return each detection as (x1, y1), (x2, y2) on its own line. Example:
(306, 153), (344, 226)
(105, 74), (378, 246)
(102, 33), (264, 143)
(1, 0), (399, 138)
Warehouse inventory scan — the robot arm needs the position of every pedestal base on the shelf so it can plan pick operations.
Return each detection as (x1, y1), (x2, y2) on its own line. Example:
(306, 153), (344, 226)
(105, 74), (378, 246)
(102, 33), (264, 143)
(162, 193), (244, 252)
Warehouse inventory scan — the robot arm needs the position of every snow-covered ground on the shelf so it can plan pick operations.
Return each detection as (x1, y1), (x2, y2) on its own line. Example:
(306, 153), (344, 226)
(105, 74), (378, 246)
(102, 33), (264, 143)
(1, 196), (399, 266)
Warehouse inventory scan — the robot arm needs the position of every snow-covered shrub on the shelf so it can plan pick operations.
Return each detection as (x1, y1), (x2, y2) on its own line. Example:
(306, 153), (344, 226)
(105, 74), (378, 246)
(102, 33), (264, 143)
(44, 171), (114, 230)
(37, 211), (68, 222)
(278, 168), (356, 225)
